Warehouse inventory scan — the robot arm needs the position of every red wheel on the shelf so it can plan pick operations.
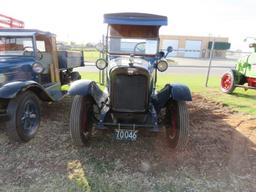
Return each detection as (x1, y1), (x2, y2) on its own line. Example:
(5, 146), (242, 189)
(221, 70), (235, 94)
(165, 100), (189, 149)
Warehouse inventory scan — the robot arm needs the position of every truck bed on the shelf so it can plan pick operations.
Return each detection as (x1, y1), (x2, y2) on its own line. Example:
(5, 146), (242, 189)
(58, 51), (84, 69)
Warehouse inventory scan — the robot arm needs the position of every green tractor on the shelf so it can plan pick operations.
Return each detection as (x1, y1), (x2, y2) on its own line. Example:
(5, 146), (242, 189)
(221, 39), (256, 93)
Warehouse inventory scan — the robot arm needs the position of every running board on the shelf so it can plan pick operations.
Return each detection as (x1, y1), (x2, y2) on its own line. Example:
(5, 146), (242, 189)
(235, 84), (256, 90)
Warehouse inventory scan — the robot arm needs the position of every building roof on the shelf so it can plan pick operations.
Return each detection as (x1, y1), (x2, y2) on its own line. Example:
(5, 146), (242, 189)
(104, 12), (168, 26)
(0, 28), (55, 37)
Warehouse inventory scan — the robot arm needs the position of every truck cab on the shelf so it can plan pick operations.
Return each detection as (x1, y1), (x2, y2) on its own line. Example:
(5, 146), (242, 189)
(0, 28), (83, 142)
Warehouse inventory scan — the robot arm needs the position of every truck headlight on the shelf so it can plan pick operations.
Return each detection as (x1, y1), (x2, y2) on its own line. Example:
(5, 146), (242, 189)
(32, 63), (44, 74)
(96, 58), (108, 70)
(157, 60), (168, 72)
(0, 74), (6, 83)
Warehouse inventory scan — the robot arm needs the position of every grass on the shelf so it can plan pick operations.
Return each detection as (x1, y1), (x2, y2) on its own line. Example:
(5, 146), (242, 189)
(80, 72), (256, 115)
(158, 74), (256, 115)
(71, 48), (100, 62)
(83, 49), (100, 62)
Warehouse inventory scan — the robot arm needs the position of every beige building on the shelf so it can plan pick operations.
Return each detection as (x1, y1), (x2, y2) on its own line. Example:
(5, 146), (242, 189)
(160, 35), (229, 58)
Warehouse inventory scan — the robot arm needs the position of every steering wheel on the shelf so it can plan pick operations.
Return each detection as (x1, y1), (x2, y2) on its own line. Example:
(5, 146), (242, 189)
(133, 42), (146, 54)
(23, 46), (43, 60)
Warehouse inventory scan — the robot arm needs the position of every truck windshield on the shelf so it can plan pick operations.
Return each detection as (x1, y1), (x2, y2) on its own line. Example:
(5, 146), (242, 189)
(108, 37), (158, 56)
(0, 37), (34, 56)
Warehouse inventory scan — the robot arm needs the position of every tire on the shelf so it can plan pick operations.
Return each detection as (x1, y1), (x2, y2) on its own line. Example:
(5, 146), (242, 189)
(165, 100), (189, 149)
(220, 70), (236, 94)
(69, 95), (93, 146)
(6, 91), (41, 142)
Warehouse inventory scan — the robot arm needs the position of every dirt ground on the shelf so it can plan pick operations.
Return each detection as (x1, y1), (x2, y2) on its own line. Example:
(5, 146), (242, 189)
(0, 94), (255, 192)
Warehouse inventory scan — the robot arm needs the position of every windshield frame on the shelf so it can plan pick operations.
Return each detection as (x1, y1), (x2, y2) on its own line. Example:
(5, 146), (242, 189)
(106, 36), (160, 57)
(106, 25), (160, 57)
(0, 35), (36, 58)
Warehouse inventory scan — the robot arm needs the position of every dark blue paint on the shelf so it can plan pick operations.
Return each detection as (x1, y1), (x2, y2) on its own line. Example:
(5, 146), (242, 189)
(170, 84), (192, 101)
(0, 57), (35, 83)
(68, 80), (108, 108)
(0, 29), (55, 101)
(0, 28), (55, 37)
(104, 12), (167, 26)
(68, 80), (95, 96)
(155, 83), (192, 111)
(0, 81), (42, 99)
(0, 56), (42, 99)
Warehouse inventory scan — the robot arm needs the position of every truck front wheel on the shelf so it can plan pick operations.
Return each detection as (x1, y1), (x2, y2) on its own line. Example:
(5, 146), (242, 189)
(6, 91), (41, 142)
(69, 95), (93, 146)
(165, 100), (189, 149)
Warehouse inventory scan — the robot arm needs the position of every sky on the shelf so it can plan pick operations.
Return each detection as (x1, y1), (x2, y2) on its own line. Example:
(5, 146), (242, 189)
(1, 0), (256, 51)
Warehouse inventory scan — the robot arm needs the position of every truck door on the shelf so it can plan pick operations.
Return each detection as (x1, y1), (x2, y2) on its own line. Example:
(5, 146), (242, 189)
(35, 34), (60, 85)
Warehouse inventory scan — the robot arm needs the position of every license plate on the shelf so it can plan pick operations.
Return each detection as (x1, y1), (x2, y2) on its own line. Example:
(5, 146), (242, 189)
(114, 129), (138, 141)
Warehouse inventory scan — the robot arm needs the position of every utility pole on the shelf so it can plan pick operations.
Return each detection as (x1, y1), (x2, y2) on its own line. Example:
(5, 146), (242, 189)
(205, 39), (215, 87)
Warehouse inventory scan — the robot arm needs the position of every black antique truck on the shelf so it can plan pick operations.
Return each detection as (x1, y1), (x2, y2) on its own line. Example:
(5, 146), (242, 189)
(0, 28), (83, 142)
(68, 13), (192, 149)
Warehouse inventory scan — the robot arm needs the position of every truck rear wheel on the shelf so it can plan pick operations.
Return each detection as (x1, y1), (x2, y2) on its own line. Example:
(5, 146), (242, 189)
(165, 100), (189, 149)
(69, 95), (93, 146)
(6, 91), (41, 142)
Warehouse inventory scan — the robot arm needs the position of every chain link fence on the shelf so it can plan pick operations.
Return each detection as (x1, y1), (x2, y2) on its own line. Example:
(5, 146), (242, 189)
(78, 48), (253, 86)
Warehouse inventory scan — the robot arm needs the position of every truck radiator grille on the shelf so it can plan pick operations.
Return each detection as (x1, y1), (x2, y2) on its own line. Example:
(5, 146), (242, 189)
(111, 74), (148, 112)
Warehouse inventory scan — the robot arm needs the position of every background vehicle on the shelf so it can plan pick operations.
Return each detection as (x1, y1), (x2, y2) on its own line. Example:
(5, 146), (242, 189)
(0, 13), (24, 29)
(221, 39), (256, 93)
(0, 28), (83, 142)
(68, 13), (192, 149)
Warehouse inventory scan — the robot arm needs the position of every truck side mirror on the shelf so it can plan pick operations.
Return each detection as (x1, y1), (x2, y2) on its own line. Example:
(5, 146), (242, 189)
(165, 46), (173, 58)
(167, 46), (173, 53)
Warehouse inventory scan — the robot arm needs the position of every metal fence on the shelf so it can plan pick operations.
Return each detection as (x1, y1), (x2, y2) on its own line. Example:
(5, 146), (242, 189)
(80, 48), (252, 86)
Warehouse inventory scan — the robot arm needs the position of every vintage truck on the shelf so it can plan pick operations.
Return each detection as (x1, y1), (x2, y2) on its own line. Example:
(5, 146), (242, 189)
(0, 28), (83, 142)
(68, 13), (192, 149)
(221, 41), (256, 93)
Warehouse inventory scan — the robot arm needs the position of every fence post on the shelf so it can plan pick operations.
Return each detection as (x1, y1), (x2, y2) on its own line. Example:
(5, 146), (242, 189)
(205, 39), (215, 87)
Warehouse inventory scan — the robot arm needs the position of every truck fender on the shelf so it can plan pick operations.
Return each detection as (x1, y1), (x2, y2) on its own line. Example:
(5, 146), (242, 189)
(68, 80), (95, 96)
(170, 84), (192, 101)
(0, 81), (52, 101)
(156, 84), (192, 109)
(68, 80), (107, 107)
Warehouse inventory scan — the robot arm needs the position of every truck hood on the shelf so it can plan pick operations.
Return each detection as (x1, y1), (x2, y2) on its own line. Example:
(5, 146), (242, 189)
(0, 57), (35, 85)
(0, 57), (35, 72)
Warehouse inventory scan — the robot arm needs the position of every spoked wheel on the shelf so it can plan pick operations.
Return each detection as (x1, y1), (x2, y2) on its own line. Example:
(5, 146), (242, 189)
(6, 91), (41, 142)
(165, 100), (189, 149)
(69, 95), (93, 146)
(221, 70), (236, 94)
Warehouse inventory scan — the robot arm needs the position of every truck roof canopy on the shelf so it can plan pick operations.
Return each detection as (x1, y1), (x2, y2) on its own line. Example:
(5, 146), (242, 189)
(104, 12), (168, 26)
(0, 28), (55, 37)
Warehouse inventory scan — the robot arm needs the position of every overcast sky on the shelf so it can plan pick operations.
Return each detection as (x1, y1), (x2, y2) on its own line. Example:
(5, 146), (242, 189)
(1, 0), (256, 51)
